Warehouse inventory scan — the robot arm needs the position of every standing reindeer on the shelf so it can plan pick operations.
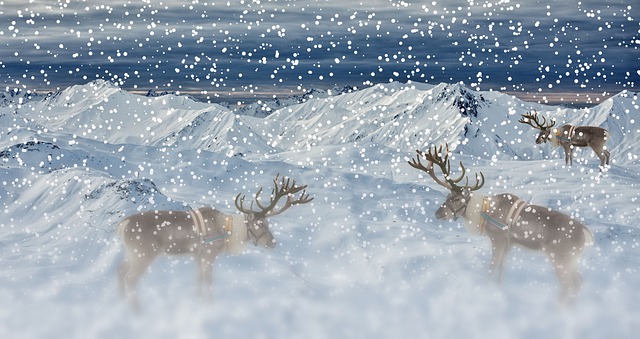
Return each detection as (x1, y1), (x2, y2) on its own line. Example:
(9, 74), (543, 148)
(519, 111), (611, 169)
(408, 145), (593, 302)
(116, 174), (313, 310)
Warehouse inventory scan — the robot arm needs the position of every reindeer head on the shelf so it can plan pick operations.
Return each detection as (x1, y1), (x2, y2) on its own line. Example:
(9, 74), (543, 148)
(408, 144), (484, 221)
(235, 174), (313, 248)
(519, 111), (556, 144)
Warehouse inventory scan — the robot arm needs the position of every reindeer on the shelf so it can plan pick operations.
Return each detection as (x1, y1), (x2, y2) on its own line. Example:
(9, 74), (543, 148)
(116, 174), (313, 310)
(519, 111), (611, 169)
(408, 145), (593, 302)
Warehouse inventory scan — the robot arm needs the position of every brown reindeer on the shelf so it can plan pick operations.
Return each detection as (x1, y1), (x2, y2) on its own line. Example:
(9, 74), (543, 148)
(520, 111), (611, 169)
(408, 144), (593, 302)
(116, 174), (313, 310)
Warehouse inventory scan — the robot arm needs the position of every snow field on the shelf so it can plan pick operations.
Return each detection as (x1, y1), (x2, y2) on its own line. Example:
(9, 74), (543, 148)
(0, 81), (638, 338)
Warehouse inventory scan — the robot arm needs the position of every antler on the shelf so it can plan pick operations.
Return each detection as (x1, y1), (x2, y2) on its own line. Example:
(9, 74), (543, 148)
(519, 111), (555, 130)
(235, 174), (313, 218)
(408, 144), (484, 192)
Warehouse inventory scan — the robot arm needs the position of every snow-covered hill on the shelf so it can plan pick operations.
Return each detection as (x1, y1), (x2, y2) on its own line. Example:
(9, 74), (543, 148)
(0, 80), (638, 339)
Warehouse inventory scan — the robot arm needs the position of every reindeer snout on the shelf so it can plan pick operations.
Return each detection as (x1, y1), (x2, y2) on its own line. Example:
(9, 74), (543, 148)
(435, 207), (448, 220)
(266, 239), (277, 248)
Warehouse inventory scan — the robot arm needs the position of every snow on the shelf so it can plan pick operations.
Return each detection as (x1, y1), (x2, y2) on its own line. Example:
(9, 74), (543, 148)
(1, 81), (639, 338)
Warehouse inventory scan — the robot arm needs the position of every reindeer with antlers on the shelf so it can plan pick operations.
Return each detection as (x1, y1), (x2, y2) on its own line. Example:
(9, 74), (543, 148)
(408, 145), (593, 302)
(116, 174), (313, 310)
(519, 111), (611, 169)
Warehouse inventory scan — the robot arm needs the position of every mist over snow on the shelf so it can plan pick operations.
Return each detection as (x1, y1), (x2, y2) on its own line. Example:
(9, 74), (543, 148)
(1, 80), (639, 338)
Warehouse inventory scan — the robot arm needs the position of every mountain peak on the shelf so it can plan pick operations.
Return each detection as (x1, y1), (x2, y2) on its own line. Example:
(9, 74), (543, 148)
(436, 83), (486, 119)
(0, 88), (43, 107)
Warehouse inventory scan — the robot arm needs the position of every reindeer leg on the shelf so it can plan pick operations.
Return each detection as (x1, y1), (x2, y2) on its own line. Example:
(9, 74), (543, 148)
(600, 148), (611, 168)
(117, 260), (130, 298)
(597, 151), (607, 171)
(563, 145), (573, 166)
(488, 237), (509, 282)
(197, 254), (215, 301)
(551, 254), (580, 305)
(592, 145), (611, 171)
(123, 254), (154, 311)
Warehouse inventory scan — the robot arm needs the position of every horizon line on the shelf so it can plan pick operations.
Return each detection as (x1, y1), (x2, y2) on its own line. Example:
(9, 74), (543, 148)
(3, 80), (634, 108)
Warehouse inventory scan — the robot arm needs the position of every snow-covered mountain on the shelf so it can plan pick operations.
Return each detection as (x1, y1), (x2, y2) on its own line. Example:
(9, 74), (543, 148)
(223, 85), (360, 118)
(0, 80), (639, 339)
(11, 80), (637, 164)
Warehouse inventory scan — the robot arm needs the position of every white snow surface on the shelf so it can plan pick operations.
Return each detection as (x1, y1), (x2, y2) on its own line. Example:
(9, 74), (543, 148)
(1, 80), (639, 338)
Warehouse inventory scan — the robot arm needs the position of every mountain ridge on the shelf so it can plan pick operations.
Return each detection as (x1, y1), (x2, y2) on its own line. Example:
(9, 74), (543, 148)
(1, 81), (638, 166)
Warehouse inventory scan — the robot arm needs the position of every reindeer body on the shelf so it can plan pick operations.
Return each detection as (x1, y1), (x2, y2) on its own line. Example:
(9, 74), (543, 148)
(543, 125), (610, 167)
(115, 175), (312, 310)
(409, 144), (594, 302)
(116, 207), (262, 309)
(117, 207), (249, 256)
(457, 192), (593, 300)
(520, 112), (611, 169)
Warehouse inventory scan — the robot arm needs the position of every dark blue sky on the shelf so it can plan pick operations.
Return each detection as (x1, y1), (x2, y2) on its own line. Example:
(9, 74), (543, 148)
(1, 0), (637, 104)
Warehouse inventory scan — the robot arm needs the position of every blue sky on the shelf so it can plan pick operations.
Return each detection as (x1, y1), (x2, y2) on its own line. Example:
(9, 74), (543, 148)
(1, 0), (637, 103)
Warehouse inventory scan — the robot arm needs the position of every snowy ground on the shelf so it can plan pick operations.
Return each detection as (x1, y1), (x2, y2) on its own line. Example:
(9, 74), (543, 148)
(0, 81), (638, 338)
